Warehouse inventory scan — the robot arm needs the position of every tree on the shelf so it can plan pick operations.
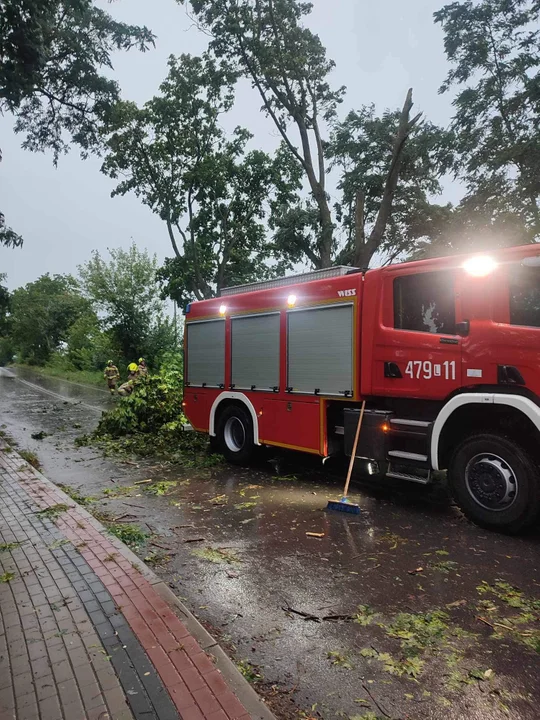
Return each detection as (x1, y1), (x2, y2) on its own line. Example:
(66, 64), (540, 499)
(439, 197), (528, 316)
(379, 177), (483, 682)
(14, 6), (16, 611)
(0, 0), (154, 160)
(10, 274), (90, 363)
(435, 0), (540, 244)
(102, 53), (299, 305)
(65, 311), (117, 371)
(0, 151), (23, 248)
(183, 0), (423, 268)
(327, 106), (453, 266)
(0, 274), (10, 335)
(0, 274), (13, 365)
(78, 244), (175, 364)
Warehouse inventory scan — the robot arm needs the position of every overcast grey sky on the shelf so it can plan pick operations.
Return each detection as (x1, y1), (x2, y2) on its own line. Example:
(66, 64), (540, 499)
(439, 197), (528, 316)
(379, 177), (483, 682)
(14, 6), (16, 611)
(0, 0), (460, 291)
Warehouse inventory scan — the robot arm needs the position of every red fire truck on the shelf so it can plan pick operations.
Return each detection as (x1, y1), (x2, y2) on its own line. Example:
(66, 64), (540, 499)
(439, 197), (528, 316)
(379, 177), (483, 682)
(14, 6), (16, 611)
(183, 245), (540, 532)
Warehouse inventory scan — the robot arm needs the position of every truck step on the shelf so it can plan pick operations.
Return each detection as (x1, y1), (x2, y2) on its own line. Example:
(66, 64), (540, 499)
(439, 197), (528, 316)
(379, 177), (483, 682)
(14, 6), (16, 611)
(387, 450), (428, 462)
(387, 463), (431, 485)
(390, 418), (431, 428)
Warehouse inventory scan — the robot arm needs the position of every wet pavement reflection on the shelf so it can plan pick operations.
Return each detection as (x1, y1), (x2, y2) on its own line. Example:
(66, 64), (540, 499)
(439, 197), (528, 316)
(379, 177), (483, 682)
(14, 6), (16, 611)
(1, 368), (540, 720)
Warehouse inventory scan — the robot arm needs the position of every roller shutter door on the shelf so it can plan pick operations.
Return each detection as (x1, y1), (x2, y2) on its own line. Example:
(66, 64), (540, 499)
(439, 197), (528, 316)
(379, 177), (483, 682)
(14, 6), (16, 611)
(287, 304), (353, 395)
(186, 319), (225, 387)
(231, 313), (280, 390)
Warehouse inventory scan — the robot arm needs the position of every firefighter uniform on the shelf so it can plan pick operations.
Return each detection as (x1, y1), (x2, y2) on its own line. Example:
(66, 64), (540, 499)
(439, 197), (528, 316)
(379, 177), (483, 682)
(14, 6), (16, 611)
(137, 358), (148, 377)
(103, 362), (120, 394)
(117, 363), (139, 396)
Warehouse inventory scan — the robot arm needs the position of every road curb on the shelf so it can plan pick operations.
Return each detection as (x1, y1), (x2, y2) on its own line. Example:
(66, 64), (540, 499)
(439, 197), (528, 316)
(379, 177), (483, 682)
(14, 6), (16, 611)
(8, 446), (276, 720)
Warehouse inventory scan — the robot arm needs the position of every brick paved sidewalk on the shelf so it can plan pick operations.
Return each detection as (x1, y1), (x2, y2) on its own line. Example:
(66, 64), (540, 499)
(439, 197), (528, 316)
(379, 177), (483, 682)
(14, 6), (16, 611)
(0, 446), (270, 720)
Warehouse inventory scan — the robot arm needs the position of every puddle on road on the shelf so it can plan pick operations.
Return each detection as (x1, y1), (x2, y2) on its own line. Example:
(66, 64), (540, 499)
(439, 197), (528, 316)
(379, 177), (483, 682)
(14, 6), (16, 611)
(2, 371), (540, 720)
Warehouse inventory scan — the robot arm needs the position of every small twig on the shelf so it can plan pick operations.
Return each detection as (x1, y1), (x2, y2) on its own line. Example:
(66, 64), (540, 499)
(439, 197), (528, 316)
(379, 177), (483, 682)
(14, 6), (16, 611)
(184, 537), (205, 543)
(282, 605), (321, 622)
(362, 682), (391, 718)
(477, 616), (495, 630)
(151, 541), (172, 551)
(113, 513), (136, 521)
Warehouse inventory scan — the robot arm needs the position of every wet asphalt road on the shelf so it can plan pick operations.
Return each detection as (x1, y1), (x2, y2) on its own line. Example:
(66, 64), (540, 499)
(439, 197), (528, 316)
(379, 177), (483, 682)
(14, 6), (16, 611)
(1, 368), (540, 720)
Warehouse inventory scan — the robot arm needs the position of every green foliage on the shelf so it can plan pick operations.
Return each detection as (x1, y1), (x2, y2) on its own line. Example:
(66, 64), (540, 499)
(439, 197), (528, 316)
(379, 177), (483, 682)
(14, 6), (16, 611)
(56, 484), (95, 506)
(0, 0), (154, 161)
(0, 571), (15, 583)
(33, 357), (104, 386)
(233, 501), (257, 510)
(192, 547), (240, 564)
(106, 522), (148, 548)
(96, 374), (184, 437)
(328, 107), (453, 265)
(0, 274), (14, 364)
(102, 53), (298, 305)
(236, 660), (263, 683)
(65, 312), (117, 372)
(359, 647), (424, 678)
(184, 0), (344, 268)
(19, 449), (41, 469)
(0, 542), (23, 551)
(184, 0), (442, 269)
(9, 274), (90, 364)
(144, 481), (178, 496)
(327, 651), (353, 669)
(79, 244), (175, 364)
(476, 580), (540, 652)
(354, 604), (378, 626)
(144, 550), (171, 567)
(387, 610), (450, 657)
(36, 503), (70, 520)
(86, 361), (218, 467)
(434, 0), (540, 249)
(0, 274), (10, 334)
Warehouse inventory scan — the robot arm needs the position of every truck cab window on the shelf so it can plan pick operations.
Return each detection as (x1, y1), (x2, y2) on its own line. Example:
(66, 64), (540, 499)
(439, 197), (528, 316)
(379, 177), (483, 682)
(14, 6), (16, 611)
(509, 265), (540, 328)
(394, 272), (456, 334)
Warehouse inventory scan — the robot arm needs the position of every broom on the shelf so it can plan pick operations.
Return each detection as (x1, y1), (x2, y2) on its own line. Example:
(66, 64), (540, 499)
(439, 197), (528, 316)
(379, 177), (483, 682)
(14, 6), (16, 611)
(326, 400), (366, 514)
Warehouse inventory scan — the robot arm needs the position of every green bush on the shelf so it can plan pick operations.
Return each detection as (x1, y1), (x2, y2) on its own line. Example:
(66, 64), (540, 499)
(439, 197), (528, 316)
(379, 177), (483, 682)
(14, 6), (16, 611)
(97, 373), (185, 437)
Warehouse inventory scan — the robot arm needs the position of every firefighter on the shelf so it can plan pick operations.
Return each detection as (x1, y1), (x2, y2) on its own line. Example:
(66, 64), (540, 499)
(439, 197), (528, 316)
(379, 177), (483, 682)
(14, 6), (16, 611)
(117, 363), (139, 397)
(137, 357), (148, 377)
(103, 360), (120, 395)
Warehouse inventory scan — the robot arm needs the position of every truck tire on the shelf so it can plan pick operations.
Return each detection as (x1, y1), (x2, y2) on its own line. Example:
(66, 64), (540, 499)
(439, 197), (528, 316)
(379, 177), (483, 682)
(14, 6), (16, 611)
(448, 433), (540, 533)
(216, 404), (255, 465)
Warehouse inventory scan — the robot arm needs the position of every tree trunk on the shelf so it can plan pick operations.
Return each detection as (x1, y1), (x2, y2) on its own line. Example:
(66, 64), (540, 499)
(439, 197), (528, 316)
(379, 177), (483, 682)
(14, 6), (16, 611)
(354, 88), (421, 268)
(317, 194), (334, 268)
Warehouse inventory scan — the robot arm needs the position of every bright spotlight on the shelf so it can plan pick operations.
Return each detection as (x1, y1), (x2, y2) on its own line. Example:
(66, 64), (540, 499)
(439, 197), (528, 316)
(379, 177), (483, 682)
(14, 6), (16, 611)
(287, 294), (297, 307)
(219, 304), (227, 315)
(463, 256), (498, 277)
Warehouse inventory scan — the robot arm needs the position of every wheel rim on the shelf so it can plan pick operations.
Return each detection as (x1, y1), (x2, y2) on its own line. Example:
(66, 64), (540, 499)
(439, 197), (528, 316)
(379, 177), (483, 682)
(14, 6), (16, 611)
(465, 453), (518, 511)
(224, 417), (246, 452)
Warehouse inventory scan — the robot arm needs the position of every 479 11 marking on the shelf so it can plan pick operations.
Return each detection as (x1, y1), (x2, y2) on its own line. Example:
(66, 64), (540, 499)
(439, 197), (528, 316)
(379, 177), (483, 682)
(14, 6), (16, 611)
(405, 360), (456, 381)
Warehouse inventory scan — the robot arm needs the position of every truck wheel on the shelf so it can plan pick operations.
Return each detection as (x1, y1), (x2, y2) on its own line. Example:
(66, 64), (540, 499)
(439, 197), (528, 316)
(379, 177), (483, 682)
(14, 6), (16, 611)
(217, 405), (255, 465)
(448, 433), (540, 533)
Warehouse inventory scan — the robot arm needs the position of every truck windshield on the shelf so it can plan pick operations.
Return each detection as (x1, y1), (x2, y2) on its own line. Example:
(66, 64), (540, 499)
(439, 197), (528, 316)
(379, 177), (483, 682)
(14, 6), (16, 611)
(509, 264), (540, 328)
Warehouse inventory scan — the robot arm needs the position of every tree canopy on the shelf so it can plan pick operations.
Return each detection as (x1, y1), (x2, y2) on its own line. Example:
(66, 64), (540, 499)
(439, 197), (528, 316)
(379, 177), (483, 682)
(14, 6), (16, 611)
(435, 0), (540, 248)
(0, 0), (154, 159)
(181, 0), (444, 270)
(102, 53), (300, 305)
(9, 274), (90, 364)
(79, 244), (175, 363)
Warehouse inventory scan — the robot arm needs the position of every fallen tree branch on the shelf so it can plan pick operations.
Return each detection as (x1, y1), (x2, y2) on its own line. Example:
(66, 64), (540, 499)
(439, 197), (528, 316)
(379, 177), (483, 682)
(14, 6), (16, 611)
(362, 682), (392, 718)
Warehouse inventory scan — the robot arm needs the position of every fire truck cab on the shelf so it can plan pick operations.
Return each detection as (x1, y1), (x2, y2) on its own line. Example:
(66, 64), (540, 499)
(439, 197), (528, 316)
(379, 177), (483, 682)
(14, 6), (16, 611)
(183, 245), (540, 533)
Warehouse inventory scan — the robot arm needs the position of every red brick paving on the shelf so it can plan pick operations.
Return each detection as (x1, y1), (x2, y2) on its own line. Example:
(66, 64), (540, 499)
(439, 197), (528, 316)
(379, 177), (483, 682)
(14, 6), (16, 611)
(0, 448), (252, 720)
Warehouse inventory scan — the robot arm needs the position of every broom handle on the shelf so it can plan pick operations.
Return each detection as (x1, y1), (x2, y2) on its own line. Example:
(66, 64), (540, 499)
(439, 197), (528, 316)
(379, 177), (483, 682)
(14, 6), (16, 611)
(342, 400), (366, 499)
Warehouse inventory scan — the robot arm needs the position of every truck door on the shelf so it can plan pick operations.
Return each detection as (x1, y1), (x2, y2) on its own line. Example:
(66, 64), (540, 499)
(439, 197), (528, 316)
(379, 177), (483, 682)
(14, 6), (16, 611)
(371, 268), (463, 400)
(460, 256), (540, 396)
